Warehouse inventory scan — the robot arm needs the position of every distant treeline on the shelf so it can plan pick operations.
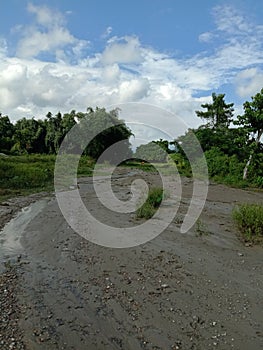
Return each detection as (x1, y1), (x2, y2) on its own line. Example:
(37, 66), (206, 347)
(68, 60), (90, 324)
(133, 89), (263, 186)
(0, 107), (132, 160)
(1, 88), (263, 187)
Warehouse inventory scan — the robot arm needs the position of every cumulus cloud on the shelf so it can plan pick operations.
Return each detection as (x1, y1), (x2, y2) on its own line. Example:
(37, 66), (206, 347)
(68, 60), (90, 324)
(16, 3), (88, 60)
(27, 3), (64, 28)
(235, 68), (263, 98)
(117, 78), (150, 102)
(17, 28), (76, 58)
(101, 36), (143, 64)
(0, 3), (263, 136)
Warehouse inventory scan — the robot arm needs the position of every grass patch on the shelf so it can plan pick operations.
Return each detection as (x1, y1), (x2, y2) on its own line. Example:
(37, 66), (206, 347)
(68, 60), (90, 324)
(233, 203), (263, 243)
(195, 218), (210, 236)
(136, 187), (165, 219)
(0, 155), (55, 194)
(0, 154), (94, 202)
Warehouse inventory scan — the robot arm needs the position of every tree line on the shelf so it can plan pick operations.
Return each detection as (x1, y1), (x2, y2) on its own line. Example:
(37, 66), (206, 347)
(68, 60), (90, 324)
(1, 88), (263, 185)
(0, 107), (132, 161)
(135, 88), (263, 185)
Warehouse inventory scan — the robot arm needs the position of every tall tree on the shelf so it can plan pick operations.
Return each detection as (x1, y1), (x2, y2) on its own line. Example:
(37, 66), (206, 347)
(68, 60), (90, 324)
(81, 107), (133, 162)
(236, 88), (263, 179)
(13, 118), (46, 153)
(196, 93), (234, 128)
(0, 114), (14, 152)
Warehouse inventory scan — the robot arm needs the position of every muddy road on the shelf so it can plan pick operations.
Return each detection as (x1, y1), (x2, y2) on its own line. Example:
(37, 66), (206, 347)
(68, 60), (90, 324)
(0, 169), (263, 350)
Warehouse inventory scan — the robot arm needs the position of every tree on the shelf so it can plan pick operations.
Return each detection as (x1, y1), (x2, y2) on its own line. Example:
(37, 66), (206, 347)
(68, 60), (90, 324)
(196, 93), (234, 128)
(0, 114), (15, 152)
(135, 141), (167, 162)
(236, 88), (263, 179)
(13, 118), (46, 153)
(80, 107), (133, 162)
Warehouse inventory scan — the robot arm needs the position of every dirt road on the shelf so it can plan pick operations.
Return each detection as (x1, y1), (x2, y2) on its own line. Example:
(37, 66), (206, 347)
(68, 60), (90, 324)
(0, 169), (263, 349)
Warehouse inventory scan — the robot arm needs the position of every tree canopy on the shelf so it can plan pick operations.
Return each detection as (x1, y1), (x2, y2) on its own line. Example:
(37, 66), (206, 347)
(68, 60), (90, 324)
(0, 107), (132, 162)
(196, 93), (234, 128)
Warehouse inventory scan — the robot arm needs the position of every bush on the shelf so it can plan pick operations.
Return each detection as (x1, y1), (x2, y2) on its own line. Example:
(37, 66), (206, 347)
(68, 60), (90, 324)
(136, 187), (164, 219)
(168, 153), (192, 177)
(233, 204), (263, 242)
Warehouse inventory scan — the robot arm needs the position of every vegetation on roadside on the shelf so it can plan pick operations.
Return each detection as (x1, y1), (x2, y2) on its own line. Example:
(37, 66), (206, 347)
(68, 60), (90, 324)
(0, 88), (263, 203)
(0, 154), (94, 201)
(136, 187), (165, 219)
(0, 107), (132, 200)
(233, 204), (263, 243)
(174, 89), (263, 188)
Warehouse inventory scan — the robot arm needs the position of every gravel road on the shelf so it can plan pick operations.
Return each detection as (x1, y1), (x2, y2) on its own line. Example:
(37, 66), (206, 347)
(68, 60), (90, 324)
(0, 169), (262, 350)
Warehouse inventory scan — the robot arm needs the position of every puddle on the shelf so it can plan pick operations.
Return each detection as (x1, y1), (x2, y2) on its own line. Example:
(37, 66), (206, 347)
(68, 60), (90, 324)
(0, 199), (50, 261)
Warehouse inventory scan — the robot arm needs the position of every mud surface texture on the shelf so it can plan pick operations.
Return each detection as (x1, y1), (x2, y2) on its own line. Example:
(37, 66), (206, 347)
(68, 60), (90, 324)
(0, 169), (262, 350)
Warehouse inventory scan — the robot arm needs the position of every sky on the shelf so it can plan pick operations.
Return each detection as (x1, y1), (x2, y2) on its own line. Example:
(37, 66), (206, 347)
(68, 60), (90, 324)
(0, 0), (263, 141)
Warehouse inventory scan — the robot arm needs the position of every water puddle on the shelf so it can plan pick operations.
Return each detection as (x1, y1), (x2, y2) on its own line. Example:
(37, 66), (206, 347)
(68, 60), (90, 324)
(0, 199), (50, 261)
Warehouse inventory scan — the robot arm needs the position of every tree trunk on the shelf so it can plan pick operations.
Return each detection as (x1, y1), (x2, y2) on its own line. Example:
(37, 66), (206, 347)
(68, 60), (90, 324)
(243, 153), (253, 180)
(243, 130), (262, 180)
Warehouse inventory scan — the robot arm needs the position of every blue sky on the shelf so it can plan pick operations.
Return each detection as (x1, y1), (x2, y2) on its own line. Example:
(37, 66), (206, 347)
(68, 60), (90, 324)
(0, 0), (263, 140)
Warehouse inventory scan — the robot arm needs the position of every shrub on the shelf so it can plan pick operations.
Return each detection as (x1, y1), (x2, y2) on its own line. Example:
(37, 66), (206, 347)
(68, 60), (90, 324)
(233, 204), (263, 242)
(136, 187), (165, 219)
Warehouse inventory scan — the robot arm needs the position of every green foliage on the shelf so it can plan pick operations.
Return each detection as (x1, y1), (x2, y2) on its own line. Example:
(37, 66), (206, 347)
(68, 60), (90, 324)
(136, 187), (164, 219)
(0, 108), (132, 161)
(13, 118), (47, 154)
(0, 155), (55, 191)
(201, 147), (247, 186)
(81, 107), (133, 162)
(135, 141), (167, 162)
(196, 92), (234, 128)
(77, 156), (95, 176)
(195, 219), (210, 236)
(136, 201), (156, 219)
(233, 204), (263, 242)
(0, 154), (94, 200)
(235, 88), (263, 179)
(168, 153), (192, 177)
(0, 114), (15, 152)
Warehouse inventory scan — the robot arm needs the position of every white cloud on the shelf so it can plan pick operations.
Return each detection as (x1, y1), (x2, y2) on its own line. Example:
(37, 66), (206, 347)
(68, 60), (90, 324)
(213, 5), (252, 34)
(101, 26), (113, 39)
(17, 27), (76, 58)
(0, 38), (8, 57)
(117, 78), (150, 101)
(198, 32), (214, 43)
(0, 3), (263, 137)
(27, 3), (64, 28)
(235, 68), (263, 98)
(101, 36), (143, 64)
(16, 3), (88, 60)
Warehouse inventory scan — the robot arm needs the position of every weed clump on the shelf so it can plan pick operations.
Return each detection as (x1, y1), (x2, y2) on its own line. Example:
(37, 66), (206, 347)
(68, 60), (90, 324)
(233, 203), (263, 243)
(136, 187), (164, 219)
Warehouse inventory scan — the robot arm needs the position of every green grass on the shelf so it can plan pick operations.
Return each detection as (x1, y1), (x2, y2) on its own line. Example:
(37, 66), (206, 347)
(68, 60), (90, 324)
(0, 154), (55, 195)
(0, 154), (94, 202)
(136, 187), (165, 219)
(233, 203), (263, 243)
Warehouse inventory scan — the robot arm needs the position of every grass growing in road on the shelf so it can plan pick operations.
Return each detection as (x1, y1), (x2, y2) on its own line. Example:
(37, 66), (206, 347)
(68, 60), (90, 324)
(136, 187), (165, 219)
(233, 203), (263, 243)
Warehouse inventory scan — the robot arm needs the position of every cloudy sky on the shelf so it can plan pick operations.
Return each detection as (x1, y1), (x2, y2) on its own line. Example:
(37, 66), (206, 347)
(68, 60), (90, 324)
(0, 0), (263, 140)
